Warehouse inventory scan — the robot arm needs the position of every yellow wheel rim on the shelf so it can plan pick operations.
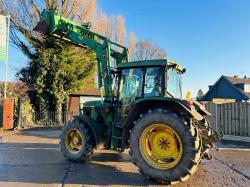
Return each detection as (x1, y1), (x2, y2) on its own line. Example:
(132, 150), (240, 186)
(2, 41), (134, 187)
(65, 129), (84, 154)
(140, 124), (183, 170)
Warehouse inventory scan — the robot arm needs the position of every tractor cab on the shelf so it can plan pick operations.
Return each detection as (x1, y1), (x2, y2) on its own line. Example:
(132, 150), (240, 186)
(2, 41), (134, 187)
(114, 59), (186, 129)
(117, 59), (185, 101)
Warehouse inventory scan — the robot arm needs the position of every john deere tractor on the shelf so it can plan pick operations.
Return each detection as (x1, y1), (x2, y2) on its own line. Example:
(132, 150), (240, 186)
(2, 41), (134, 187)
(34, 9), (222, 184)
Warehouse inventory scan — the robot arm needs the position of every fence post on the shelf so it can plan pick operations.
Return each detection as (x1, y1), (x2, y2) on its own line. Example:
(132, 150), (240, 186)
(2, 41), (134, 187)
(245, 102), (248, 136)
(241, 102), (244, 136)
(225, 104), (228, 135)
(231, 103), (235, 135)
(215, 103), (217, 131)
(230, 103), (232, 135)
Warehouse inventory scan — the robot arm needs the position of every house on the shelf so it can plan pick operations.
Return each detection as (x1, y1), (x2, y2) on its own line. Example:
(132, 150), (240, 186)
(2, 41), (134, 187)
(202, 75), (250, 103)
(67, 88), (101, 114)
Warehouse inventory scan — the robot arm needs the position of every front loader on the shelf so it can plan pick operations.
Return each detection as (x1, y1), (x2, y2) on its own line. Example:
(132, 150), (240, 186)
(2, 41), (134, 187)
(34, 9), (222, 184)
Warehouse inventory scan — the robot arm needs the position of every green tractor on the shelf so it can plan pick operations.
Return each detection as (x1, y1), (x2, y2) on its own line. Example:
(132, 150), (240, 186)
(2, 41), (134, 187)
(34, 9), (222, 184)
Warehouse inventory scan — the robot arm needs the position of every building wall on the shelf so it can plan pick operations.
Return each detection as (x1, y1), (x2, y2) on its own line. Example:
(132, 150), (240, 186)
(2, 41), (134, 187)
(68, 96), (80, 114)
(244, 84), (250, 92)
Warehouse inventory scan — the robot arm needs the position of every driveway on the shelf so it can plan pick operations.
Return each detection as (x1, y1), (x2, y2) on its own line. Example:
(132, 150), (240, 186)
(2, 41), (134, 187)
(0, 128), (249, 187)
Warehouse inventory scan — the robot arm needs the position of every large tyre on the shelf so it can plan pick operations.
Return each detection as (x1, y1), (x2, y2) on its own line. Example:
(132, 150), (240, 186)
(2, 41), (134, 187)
(129, 109), (202, 184)
(60, 118), (94, 162)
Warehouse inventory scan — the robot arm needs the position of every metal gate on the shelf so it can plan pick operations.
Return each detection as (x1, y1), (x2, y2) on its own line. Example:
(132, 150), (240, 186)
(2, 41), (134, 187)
(19, 111), (79, 128)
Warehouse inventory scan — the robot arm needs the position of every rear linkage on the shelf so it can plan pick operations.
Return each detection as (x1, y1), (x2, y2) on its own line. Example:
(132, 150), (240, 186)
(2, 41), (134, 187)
(194, 118), (223, 160)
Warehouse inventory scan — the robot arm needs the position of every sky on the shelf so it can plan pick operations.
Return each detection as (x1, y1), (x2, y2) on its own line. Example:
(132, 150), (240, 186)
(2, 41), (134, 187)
(1, 0), (250, 97)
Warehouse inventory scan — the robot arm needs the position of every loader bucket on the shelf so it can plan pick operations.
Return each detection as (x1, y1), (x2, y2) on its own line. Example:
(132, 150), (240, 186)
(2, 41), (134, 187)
(33, 20), (49, 34)
(33, 9), (58, 34)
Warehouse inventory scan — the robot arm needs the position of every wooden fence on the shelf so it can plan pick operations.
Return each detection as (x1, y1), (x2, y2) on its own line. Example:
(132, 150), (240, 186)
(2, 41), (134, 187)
(206, 102), (250, 137)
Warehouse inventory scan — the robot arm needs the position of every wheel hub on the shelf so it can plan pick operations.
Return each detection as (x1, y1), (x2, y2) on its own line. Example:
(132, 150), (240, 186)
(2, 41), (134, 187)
(65, 129), (84, 154)
(159, 138), (170, 149)
(73, 136), (80, 145)
(140, 124), (183, 169)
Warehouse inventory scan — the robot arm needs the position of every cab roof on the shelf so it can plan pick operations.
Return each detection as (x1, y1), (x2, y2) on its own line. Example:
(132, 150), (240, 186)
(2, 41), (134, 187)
(117, 59), (186, 73)
(117, 59), (166, 68)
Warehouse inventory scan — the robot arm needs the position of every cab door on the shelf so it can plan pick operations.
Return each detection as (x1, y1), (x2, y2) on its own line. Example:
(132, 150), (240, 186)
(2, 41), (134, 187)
(115, 68), (144, 127)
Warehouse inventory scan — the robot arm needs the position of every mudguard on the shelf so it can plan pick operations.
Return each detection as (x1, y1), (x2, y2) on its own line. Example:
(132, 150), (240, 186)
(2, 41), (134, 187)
(193, 101), (211, 116)
(123, 97), (204, 130)
(75, 115), (105, 149)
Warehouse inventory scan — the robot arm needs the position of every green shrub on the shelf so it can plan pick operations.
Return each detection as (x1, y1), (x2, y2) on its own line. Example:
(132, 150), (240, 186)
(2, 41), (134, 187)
(20, 101), (35, 126)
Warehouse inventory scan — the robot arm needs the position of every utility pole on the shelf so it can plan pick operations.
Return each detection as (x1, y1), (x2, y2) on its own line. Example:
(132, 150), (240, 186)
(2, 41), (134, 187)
(0, 14), (10, 98)
(4, 15), (10, 98)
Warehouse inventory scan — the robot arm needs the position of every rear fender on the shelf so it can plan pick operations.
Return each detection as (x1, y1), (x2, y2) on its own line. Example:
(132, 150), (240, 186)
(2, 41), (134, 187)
(124, 97), (204, 130)
(193, 101), (211, 116)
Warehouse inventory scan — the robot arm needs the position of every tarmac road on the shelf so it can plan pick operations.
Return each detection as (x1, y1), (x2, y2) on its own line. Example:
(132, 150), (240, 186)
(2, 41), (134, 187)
(0, 128), (249, 187)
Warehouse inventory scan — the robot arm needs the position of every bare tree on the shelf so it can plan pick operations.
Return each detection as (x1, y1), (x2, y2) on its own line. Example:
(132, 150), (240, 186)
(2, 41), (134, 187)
(93, 12), (108, 36)
(0, 0), (134, 48)
(1, 0), (92, 50)
(79, 0), (97, 24)
(115, 15), (126, 45)
(131, 40), (166, 61)
(106, 16), (114, 40)
(127, 32), (137, 60)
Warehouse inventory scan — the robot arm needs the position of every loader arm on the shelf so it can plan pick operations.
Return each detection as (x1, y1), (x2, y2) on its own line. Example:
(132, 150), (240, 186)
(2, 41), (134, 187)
(34, 9), (129, 101)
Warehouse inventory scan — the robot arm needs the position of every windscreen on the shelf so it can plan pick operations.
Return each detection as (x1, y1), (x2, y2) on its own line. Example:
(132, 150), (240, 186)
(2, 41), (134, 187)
(167, 68), (182, 99)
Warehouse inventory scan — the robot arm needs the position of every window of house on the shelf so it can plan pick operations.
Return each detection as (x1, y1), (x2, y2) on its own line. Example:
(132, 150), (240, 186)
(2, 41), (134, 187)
(244, 84), (250, 92)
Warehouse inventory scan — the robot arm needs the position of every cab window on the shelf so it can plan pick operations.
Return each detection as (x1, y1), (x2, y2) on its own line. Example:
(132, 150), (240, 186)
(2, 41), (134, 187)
(119, 68), (144, 100)
(144, 67), (163, 97)
(167, 68), (182, 98)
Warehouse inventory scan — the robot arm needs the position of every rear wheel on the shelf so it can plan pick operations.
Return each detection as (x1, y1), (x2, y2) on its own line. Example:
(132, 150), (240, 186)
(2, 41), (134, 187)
(129, 109), (202, 184)
(140, 123), (183, 170)
(60, 118), (94, 162)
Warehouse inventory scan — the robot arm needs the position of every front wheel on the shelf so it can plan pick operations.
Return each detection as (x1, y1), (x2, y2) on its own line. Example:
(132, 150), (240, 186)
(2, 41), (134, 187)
(60, 118), (94, 162)
(129, 109), (202, 184)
